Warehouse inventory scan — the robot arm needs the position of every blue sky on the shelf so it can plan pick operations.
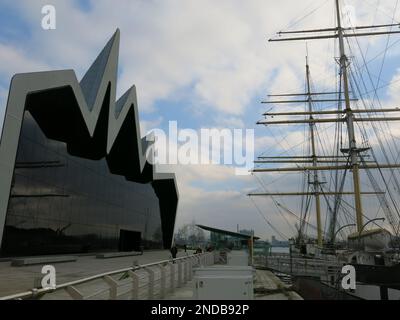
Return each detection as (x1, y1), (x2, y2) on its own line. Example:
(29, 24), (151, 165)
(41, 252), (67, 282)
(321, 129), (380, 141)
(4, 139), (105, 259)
(1, 0), (400, 240)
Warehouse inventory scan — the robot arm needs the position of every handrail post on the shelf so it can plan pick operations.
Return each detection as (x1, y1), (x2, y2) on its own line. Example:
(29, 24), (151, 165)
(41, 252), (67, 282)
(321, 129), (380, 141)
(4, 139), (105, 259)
(170, 263), (176, 292)
(103, 275), (118, 300)
(143, 267), (155, 300)
(128, 270), (139, 300)
(65, 286), (84, 300)
(156, 264), (166, 299)
(183, 258), (188, 283)
(188, 257), (194, 281)
(305, 259), (308, 275)
(177, 261), (183, 288)
(186, 258), (191, 282)
(187, 258), (192, 281)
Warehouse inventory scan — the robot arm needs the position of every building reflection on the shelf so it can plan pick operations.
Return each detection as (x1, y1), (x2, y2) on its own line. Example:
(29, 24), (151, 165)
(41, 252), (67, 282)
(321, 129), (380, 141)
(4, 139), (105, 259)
(1, 112), (163, 256)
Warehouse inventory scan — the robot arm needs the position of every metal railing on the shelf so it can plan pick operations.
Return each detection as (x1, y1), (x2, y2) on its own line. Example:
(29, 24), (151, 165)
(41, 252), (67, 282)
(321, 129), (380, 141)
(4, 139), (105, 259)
(254, 253), (342, 278)
(0, 252), (216, 300)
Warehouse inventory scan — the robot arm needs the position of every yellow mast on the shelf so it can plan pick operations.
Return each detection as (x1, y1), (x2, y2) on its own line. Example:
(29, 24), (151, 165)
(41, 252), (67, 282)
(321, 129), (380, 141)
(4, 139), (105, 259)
(252, 0), (400, 244)
(335, 0), (364, 232)
(305, 56), (323, 246)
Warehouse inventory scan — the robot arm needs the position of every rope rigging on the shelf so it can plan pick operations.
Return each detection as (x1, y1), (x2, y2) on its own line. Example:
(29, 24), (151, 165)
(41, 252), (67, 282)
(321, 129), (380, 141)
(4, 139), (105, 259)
(250, 0), (400, 245)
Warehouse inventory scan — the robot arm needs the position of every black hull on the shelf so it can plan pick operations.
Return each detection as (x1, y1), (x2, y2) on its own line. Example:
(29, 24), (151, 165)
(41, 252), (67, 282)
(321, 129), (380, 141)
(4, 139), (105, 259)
(293, 277), (362, 300)
(352, 263), (400, 290)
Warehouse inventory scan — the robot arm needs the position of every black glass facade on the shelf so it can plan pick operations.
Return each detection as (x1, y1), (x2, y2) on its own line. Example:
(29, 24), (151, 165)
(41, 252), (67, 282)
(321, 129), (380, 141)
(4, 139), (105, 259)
(0, 112), (164, 256)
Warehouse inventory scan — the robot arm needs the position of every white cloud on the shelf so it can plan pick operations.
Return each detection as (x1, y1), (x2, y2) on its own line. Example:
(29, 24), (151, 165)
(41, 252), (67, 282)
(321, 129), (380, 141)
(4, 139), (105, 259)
(0, 0), (339, 113)
(140, 117), (163, 137)
(2, 0), (400, 239)
(0, 43), (48, 77)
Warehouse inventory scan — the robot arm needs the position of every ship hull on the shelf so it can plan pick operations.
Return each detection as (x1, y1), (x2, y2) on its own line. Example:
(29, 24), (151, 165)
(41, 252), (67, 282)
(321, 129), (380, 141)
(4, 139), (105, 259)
(293, 277), (361, 300)
(352, 263), (400, 290)
(293, 274), (400, 300)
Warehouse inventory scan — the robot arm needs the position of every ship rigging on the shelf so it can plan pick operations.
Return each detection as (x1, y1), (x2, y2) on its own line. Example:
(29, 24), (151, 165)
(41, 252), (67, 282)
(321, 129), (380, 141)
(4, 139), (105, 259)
(250, 0), (400, 250)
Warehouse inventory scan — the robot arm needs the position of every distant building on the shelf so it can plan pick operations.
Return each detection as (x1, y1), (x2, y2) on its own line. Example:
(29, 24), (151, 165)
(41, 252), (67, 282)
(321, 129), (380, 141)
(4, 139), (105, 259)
(197, 225), (260, 250)
(239, 229), (255, 237)
(271, 236), (289, 247)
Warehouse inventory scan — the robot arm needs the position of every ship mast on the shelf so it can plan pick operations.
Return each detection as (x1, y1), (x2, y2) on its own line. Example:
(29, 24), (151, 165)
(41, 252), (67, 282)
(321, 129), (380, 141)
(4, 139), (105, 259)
(251, 0), (400, 245)
(334, 0), (363, 233)
(306, 55), (323, 246)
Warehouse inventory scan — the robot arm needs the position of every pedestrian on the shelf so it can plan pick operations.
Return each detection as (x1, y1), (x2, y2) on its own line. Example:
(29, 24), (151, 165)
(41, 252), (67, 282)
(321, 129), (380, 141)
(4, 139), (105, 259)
(170, 245), (178, 263)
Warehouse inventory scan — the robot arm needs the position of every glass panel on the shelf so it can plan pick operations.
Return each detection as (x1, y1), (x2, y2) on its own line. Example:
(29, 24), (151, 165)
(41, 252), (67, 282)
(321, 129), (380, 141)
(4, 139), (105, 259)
(1, 112), (162, 256)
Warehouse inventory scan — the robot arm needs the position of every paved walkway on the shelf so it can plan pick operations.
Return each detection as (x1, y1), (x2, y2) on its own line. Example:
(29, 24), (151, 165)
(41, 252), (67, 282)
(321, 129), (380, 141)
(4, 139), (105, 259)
(0, 250), (192, 297)
(163, 269), (303, 300)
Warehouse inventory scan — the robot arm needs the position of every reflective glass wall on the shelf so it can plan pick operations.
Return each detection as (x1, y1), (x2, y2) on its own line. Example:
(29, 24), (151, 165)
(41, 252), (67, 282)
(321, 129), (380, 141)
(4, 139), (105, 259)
(0, 112), (163, 256)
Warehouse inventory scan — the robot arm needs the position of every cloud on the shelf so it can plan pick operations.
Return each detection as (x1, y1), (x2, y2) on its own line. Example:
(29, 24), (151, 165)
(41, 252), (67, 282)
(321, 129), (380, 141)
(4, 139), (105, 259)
(2, 0), (400, 240)
(0, 0), (340, 113)
(140, 117), (163, 137)
(0, 43), (49, 129)
(171, 164), (267, 237)
(0, 43), (48, 77)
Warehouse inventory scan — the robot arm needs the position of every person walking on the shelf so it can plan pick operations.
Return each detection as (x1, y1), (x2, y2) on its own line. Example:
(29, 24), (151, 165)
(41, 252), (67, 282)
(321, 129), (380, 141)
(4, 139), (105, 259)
(170, 245), (178, 263)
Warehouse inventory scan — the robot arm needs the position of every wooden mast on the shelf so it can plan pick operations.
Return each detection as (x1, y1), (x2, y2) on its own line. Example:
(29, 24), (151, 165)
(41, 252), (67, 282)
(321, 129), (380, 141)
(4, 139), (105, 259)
(251, 0), (400, 245)
(305, 55), (323, 246)
(334, 0), (364, 233)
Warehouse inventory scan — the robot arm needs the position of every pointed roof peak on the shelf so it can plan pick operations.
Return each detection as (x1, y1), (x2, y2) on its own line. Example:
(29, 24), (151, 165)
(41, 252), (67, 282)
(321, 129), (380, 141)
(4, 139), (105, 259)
(110, 28), (120, 44)
(80, 30), (120, 109)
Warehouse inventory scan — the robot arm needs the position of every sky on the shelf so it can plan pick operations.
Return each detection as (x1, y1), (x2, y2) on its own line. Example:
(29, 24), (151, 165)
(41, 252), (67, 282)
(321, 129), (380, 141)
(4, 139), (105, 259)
(1, 0), (400, 241)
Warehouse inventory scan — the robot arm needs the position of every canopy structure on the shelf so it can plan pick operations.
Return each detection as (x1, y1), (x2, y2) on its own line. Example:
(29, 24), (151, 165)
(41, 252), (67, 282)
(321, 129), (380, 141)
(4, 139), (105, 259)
(197, 224), (260, 250)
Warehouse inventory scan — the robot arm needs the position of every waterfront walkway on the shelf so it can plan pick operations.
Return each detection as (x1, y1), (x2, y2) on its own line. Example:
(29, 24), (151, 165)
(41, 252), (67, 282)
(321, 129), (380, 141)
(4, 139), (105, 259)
(0, 251), (303, 300)
(0, 250), (192, 298)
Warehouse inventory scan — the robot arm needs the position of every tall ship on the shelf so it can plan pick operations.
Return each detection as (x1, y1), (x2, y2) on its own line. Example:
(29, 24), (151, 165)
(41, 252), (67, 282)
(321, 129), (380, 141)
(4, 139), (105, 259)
(250, 0), (400, 300)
